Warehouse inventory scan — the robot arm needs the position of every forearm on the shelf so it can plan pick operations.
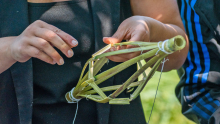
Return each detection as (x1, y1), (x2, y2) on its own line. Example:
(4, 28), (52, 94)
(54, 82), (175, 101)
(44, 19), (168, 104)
(144, 17), (188, 71)
(0, 37), (17, 74)
(130, 0), (188, 71)
(146, 17), (185, 42)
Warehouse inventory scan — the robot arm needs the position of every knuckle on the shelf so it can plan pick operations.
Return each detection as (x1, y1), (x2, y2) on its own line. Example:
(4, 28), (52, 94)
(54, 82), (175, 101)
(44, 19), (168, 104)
(19, 36), (28, 44)
(34, 20), (43, 25)
(60, 44), (69, 52)
(63, 34), (71, 41)
(25, 25), (35, 34)
(46, 31), (57, 41)
(33, 49), (41, 57)
(17, 45), (25, 55)
(53, 28), (61, 34)
(51, 52), (60, 60)
(39, 40), (49, 48)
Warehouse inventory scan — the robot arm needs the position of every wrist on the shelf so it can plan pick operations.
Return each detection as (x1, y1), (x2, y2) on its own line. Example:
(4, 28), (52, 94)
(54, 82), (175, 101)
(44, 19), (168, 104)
(143, 17), (157, 42)
(5, 37), (17, 64)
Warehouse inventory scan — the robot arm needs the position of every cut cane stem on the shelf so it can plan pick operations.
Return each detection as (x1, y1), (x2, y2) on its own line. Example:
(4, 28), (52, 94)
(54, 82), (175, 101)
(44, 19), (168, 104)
(92, 44), (112, 57)
(137, 61), (148, 78)
(87, 82), (108, 99)
(79, 94), (110, 103)
(109, 98), (130, 105)
(79, 57), (108, 85)
(113, 41), (157, 47)
(94, 46), (158, 59)
(78, 81), (143, 95)
(74, 58), (108, 96)
(88, 61), (94, 79)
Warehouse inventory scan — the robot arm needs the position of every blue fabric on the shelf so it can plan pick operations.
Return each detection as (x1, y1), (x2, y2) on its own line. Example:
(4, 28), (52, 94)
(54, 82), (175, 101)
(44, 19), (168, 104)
(177, 0), (220, 122)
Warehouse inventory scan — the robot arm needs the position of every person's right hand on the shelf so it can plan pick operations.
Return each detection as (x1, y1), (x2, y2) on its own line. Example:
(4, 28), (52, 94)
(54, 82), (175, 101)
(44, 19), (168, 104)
(10, 20), (78, 65)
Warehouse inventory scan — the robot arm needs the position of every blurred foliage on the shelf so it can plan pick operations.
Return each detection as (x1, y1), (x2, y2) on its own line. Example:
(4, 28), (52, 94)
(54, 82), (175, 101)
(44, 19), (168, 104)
(140, 69), (195, 124)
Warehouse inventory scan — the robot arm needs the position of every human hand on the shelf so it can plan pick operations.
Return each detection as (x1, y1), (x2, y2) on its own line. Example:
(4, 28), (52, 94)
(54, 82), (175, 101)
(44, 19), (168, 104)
(103, 16), (150, 62)
(10, 20), (78, 65)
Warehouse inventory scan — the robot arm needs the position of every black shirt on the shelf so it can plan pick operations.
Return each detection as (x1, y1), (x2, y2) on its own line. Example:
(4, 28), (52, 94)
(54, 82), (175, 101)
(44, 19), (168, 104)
(29, 1), (97, 123)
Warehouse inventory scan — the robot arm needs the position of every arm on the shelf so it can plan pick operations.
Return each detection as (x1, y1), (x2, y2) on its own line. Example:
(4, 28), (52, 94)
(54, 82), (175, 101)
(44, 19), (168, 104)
(103, 0), (189, 72)
(0, 37), (17, 73)
(0, 20), (78, 74)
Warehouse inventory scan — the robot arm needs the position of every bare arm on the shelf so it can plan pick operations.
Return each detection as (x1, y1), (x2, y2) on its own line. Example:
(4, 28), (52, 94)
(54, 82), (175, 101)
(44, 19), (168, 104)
(0, 37), (17, 73)
(103, 0), (188, 71)
(131, 0), (189, 71)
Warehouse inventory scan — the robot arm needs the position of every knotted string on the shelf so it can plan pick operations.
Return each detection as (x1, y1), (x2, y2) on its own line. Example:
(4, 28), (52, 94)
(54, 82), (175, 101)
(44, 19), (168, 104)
(156, 40), (173, 55)
(68, 87), (81, 103)
(66, 87), (81, 124)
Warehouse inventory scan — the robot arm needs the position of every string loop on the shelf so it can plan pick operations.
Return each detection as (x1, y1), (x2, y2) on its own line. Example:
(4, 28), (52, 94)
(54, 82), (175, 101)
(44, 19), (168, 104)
(156, 40), (173, 55)
(67, 87), (81, 103)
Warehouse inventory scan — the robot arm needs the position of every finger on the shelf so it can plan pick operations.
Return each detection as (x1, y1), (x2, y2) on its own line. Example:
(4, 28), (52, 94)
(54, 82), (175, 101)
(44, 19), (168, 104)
(106, 55), (128, 62)
(103, 37), (121, 44)
(113, 52), (140, 60)
(129, 30), (149, 42)
(28, 37), (65, 65)
(25, 46), (56, 65)
(34, 28), (74, 58)
(103, 28), (126, 44)
(37, 20), (78, 47)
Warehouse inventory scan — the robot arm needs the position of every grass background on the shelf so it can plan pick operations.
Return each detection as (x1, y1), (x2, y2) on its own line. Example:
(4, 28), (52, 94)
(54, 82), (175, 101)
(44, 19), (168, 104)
(140, 69), (195, 124)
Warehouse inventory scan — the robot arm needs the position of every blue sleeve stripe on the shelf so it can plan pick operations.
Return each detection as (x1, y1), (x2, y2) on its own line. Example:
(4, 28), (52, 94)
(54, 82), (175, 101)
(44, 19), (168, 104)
(193, 105), (210, 120)
(198, 98), (216, 113)
(180, 0), (220, 120)
(184, 0), (200, 86)
(192, 9), (210, 84)
(205, 93), (220, 107)
(182, 0), (211, 99)
(190, 0), (210, 84)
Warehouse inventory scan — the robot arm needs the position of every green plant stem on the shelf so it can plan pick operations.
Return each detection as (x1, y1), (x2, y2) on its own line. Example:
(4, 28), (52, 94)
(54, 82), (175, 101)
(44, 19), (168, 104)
(109, 51), (166, 99)
(113, 41), (158, 47)
(95, 46), (158, 59)
(130, 54), (166, 101)
(82, 48), (158, 92)
(78, 81), (143, 95)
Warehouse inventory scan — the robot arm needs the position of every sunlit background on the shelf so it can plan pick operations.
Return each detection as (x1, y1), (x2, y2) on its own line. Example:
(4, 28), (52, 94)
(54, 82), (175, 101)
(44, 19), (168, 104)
(140, 69), (195, 124)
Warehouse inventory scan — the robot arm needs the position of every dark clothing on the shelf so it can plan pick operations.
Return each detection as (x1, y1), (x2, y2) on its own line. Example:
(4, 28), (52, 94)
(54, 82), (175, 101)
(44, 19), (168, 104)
(29, 2), (97, 123)
(0, 0), (146, 124)
(176, 0), (220, 123)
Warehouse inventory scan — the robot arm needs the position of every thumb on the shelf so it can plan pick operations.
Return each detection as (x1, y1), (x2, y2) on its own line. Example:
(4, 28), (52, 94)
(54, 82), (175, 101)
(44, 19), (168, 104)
(103, 31), (124, 44)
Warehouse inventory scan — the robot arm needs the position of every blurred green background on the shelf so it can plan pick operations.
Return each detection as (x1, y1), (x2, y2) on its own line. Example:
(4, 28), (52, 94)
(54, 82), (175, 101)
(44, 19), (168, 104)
(140, 70), (195, 124)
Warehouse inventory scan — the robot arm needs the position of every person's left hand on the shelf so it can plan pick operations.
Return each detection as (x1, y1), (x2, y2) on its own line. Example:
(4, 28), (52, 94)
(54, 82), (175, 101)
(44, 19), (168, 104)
(103, 16), (150, 62)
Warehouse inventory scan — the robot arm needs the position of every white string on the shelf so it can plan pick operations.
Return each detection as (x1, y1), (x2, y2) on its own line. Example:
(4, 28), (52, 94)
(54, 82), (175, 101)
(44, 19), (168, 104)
(86, 94), (91, 100)
(72, 102), (79, 124)
(67, 87), (81, 103)
(147, 58), (167, 124)
(155, 40), (173, 55)
(66, 87), (81, 124)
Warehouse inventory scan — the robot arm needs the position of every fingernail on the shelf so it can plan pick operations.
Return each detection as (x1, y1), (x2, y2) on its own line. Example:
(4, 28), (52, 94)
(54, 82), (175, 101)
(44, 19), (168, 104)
(72, 40), (78, 46)
(68, 50), (74, 57)
(59, 58), (64, 65)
